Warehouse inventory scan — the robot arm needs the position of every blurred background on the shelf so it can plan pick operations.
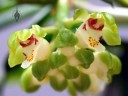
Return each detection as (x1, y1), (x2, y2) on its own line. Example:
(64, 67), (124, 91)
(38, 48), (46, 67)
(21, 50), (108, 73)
(0, 0), (128, 96)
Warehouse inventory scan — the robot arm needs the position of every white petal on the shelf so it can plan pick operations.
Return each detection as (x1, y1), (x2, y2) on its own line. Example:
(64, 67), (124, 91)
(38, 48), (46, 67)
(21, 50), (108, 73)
(68, 56), (81, 66)
(87, 74), (106, 94)
(21, 38), (51, 69)
(34, 38), (51, 61)
(58, 46), (75, 57)
(76, 30), (105, 51)
(21, 60), (33, 68)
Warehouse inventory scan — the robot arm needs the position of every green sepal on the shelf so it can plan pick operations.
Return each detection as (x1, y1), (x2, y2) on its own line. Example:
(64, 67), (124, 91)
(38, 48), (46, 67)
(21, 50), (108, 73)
(101, 12), (115, 26)
(75, 49), (94, 69)
(102, 27), (121, 45)
(20, 67), (40, 93)
(49, 52), (67, 69)
(8, 46), (24, 68)
(50, 74), (67, 91)
(8, 31), (18, 49)
(73, 73), (90, 92)
(32, 60), (50, 81)
(61, 64), (79, 79)
(90, 12), (103, 18)
(55, 28), (78, 48)
(32, 25), (47, 38)
(17, 29), (32, 41)
(73, 9), (89, 21)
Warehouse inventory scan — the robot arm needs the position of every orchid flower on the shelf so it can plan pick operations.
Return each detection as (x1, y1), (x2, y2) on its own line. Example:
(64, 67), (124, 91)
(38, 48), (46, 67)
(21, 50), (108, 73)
(74, 9), (121, 52)
(75, 17), (105, 52)
(8, 25), (51, 68)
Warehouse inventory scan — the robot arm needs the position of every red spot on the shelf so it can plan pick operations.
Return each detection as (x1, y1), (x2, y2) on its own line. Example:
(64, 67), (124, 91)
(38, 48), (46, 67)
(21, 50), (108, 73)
(20, 34), (38, 47)
(99, 36), (103, 40)
(82, 24), (86, 30)
(35, 38), (38, 45)
(23, 52), (27, 56)
(88, 18), (104, 31)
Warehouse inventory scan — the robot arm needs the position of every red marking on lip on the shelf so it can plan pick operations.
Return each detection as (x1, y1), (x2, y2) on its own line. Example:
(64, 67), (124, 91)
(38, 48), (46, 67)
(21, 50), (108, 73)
(88, 18), (104, 31)
(20, 34), (38, 47)
(82, 24), (86, 30)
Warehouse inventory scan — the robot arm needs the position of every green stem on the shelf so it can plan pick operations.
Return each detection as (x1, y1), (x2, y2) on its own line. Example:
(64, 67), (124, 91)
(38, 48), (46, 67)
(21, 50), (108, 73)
(42, 26), (59, 35)
(67, 81), (77, 96)
(55, 0), (69, 28)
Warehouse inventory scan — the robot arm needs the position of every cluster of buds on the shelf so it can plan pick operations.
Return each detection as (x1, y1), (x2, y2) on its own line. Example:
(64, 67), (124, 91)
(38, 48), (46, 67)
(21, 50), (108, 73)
(8, 9), (121, 95)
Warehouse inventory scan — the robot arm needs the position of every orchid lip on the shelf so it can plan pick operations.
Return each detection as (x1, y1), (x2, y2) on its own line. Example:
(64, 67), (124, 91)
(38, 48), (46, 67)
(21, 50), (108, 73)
(19, 34), (38, 47)
(88, 18), (104, 31)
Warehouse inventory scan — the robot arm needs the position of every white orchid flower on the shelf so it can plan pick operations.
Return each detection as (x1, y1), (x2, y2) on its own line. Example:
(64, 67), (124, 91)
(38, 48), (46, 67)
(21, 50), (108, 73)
(75, 17), (105, 52)
(20, 35), (51, 68)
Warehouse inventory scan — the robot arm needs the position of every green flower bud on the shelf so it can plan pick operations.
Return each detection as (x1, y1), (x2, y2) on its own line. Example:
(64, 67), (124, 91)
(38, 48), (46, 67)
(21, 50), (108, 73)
(50, 73), (67, 91)
(75, 49), (94, 69)
(55, 28), (78, 48)
(110, 53), (122, 75)
(20, 67), (40, 93)
(61, 64), (79, 79)
(98, 51), (112, 69)
(49, 51), (67, 69)
(73, 73), (90, 92)
(64, 19), (82, 32)
(32, 60), (50, 81)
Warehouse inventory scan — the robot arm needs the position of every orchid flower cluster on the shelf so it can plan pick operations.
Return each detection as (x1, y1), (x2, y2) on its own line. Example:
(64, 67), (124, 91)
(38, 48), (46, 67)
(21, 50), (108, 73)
(8, 9), (121, 95)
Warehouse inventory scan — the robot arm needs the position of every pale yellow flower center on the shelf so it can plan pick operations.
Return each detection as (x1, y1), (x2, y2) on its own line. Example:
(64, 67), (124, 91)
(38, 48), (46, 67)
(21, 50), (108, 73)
(26, 50), (34, 62)
(88, 37), (99, 47)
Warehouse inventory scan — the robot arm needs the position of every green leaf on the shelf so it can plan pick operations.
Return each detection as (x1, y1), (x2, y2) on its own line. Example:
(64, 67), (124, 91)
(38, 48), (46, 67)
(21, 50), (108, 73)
(0, 4), (42, 27)
(20, 67), (40, 93)
(102, 0), (114, 7)
(102, 27), (121, 45)
(73, 9), (89, 21)
(73, 73), (90, 92)
(50, 74), (67, 91)
(75, 49), (94, 69)
(32, 60), (50, 81)
(117, 0), (128, 7)
(49, 52), (67, 69)
(55, 28), (78, 48)
(61, 64), (79, 79)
